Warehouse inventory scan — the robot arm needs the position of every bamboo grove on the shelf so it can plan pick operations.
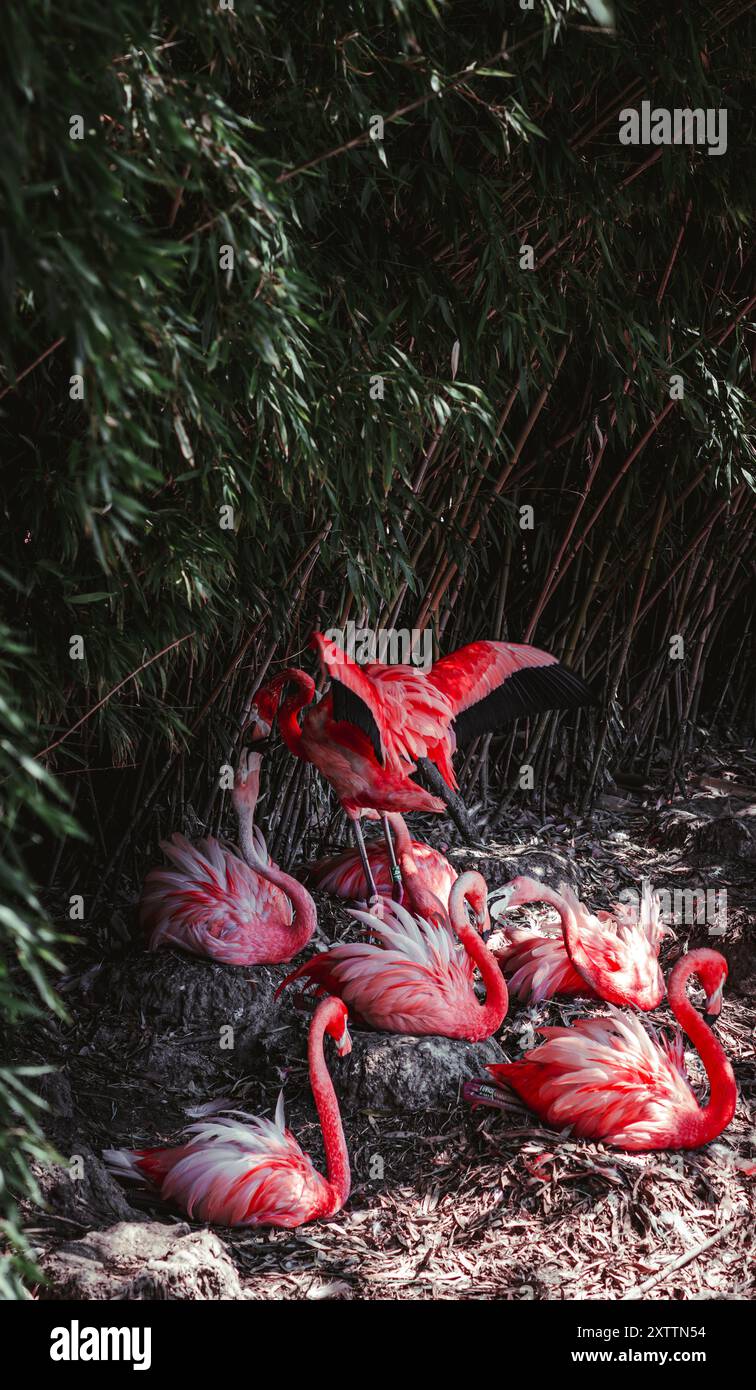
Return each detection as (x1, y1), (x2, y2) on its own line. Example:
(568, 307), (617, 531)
(0, 0), (753, 1292)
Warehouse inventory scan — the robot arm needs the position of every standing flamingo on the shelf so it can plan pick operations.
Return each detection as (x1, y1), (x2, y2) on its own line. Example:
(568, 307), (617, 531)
(252, 661), (449, 904)
(306, 813), (457, 914)
(104, 997), (352, 1227)
(253, 630), (593, 899)
(279, 871), (508, 1040)
(140, 749), (316, 966)
(490, 876), (666, 1009)
(465, 949), (736, 1151)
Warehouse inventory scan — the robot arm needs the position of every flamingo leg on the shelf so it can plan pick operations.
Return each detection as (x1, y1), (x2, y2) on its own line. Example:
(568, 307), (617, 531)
(380, 813), (404, 904)
(351, 816), (380, 906)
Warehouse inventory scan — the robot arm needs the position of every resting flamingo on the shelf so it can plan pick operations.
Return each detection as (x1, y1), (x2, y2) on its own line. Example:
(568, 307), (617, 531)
(465, 949), (736, 1151)
(140, 749), (316, 966)
(490, 876), (666, 1009)
(104, 997), (352, 1227)
(279, 871), (508, 1040)
(306, 812), (457, 915)
(253, 630), (593, 899)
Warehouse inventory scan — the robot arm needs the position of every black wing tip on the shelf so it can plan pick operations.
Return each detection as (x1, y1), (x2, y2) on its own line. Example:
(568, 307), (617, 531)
(454, 661), (595, 745)
(331, 677), (384, 766)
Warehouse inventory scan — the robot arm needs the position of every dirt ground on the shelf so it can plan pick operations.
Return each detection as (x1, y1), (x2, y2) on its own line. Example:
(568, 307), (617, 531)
(19, 744), (756, 1301)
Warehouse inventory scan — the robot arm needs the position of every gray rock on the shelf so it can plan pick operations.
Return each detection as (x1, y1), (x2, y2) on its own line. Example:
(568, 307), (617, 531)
(35, 1069), (79, 1150)
(74, 950), (302, 1090)
(656, 808), (756, 861)
(80, 950), (295, 1036)
(39, 1220), (244, 1301)
(34, 1147), (139, 1226)
(690, 814), (756, 861)
(335, 1031), (504, 1111)
(449, 844), (581, 894)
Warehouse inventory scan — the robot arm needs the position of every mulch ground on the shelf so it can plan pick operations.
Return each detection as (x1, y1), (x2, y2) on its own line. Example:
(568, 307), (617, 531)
(18, 742), (756, 1301)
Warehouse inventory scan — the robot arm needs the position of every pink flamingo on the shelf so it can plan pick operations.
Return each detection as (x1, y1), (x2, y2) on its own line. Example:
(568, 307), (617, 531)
(252, 662), (450, 904)
(306, 813), (457, 913)
(491, 876), (666, 1009)
(279, 871), (508, 1040)
(465, 949), (736, 1151)
(140, 750), (316, 966)
(253, 630), (592, 901)
(104, 997), (352, 1227)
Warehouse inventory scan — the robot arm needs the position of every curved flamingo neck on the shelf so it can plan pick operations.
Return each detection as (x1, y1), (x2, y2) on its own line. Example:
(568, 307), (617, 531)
(537, 884), (601, 992)
(237, 812), (316, 952)
(275, 669), (315, 760)
(309, 1001), (351, 1211)
(386, 815), (442, 921)
(450, 873), (508, 1037)
(668, 951), (737, 1144)
(387, 813), (413, 862)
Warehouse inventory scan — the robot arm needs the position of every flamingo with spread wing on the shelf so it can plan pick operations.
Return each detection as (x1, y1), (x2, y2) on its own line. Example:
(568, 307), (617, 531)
(253, 631), (593, 900)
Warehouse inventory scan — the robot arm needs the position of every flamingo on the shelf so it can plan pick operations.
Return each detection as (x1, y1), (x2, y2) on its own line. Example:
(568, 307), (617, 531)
(306, 812), (457, 915)
(104, 997), (352, 1227)
(490, 876), (666, 1009)
(253, 630), (593, 899)
(465, 948), (736, 1151)
(140, 749), (316, 966)
(278, 870), (508, 1040)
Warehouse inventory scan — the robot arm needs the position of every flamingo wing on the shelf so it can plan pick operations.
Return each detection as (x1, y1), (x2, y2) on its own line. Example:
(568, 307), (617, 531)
(105, 1096), (333, 1227)
(558, 882), (665, 1009)
(612, 879), (666, 949)
(313, 631), (454, 775)
(428, 640), (594, 745)
(496, 926), (593, 1002)
(140, 833), (293, 965)
(280, 901), (476, 1035)
(491, 1008), (699, 1149)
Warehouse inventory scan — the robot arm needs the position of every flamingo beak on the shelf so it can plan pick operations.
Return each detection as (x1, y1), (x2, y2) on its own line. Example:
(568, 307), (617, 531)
(478, 910), (492, 942)
(488, 889), (514, 922)
(245, 713), (272, 753)
(704, 980), (724, 1021)
(336, 1023), (352, 1057)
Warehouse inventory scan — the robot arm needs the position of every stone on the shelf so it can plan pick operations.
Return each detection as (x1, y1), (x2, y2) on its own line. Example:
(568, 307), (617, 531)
(39, 1220), (244, 1300)
(690, 814), (755, 861)
(34, 1146), (138, 1227)
(334, 1030), (504, 1111)
(449, 843), (581, 894)
(73, 949), (303, 1091)
(656, 808), (756, 861)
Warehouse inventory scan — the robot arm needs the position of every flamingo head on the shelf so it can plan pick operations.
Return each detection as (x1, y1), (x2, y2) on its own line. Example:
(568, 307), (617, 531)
(694, 950), (729, 1020)
(488, 874), (548, 919)
(450, 870), (490, 934)
(250, 669), (316, 737)
(248, 680), (283, 737)
(324, 999), (352, 1056)
(232, 749), (262, 816)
